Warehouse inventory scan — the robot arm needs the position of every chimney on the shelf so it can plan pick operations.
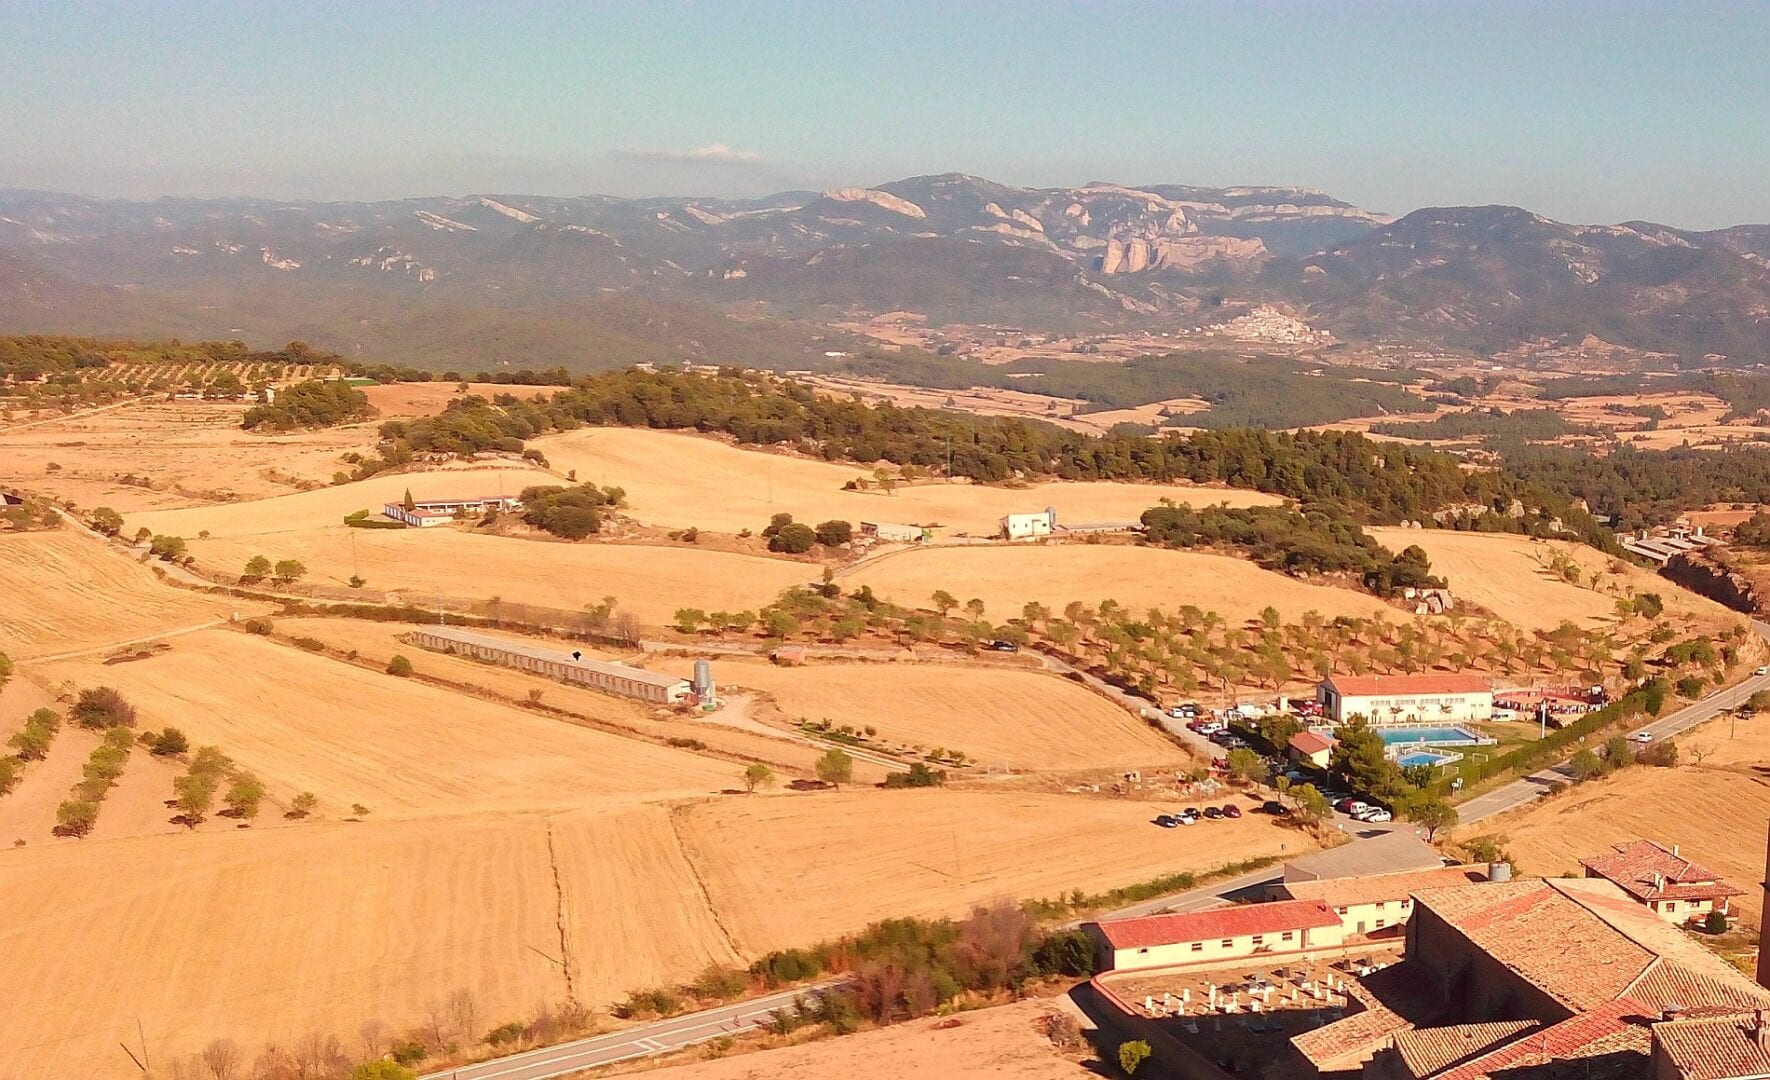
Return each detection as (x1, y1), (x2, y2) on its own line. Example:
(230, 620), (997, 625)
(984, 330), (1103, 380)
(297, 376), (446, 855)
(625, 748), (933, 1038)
(1755, 1010), (1770, 1053)
(1662, 1003), (1685, 1022)
(1758, 823), (1770, 990)
(1673, 844), (1680, 857)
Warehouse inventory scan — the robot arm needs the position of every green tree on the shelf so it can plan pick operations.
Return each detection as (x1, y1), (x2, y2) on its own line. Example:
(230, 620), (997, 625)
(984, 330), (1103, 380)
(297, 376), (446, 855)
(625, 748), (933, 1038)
(1604, 734), (1633, 767)
(1570, 748), (1605, 781)
(148, 727), (190, 756)
(287, 791), (319, 818)
(1293, 783), (1333, 827)
(1224, 747), (1269, 785)
(352, 1060), (418, 1080)
(148, 534), (187, 559)
(272, 558), (307, 584)
(674, 608), (708, 634)
(768, 522), (816, 554)
(743, 762), (774, 793)
(55, 799), (99, 838)
(223, 771), (267, 820)
(243, 554), (272, 580)
(1405, 798), (1459, 841)
(761, 610), (800, 639)
(1118, 1040), (1152, 1077)
(72, 687), (136, 730)
(386, 654), (414, 677)
(930, 590), (958, 616)
(814, 748), (855, 786)
(90, 506), (124, 535)
(173, 772), (217, 827)
(1329, 715), (1401, 797)
(813, 520), (853, 547)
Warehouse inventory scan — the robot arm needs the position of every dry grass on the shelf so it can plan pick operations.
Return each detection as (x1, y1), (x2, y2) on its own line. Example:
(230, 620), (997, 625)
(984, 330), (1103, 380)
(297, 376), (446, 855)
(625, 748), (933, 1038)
(360, 382), (551, 418)
(1367, 528), (1739, 633)
(638, 998), (1096, 1080)
(184, 528), (811, 624)
(664, 656), (1187, 771)
(119, 463), (558, 542)
(0, 399), (376, 511)
(0, 530), (242, 659)
(529, 427), (1281, 536)
(269, 617), (869, 779)
(33, 630), (737, 817)
(676, 789), (1312, 955)
(845, 543), (1396, 625)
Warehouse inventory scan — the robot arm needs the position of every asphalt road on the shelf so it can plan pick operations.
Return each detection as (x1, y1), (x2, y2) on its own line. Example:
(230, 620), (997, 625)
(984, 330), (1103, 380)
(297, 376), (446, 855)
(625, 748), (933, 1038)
(416, 985), (837, 1080)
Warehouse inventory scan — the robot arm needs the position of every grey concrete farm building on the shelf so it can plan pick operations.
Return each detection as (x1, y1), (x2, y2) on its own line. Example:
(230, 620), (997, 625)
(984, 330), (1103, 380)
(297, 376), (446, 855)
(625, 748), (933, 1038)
(405, 626), (692, 705)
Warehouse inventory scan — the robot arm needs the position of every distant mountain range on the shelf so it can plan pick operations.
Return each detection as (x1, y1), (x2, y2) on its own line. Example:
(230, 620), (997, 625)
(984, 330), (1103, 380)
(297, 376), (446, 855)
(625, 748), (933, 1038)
(4, 175), (1770, 369)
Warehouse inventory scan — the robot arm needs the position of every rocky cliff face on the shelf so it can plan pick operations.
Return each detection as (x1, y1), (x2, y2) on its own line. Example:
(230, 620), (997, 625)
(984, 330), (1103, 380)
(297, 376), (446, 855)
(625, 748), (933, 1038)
(1099, 234), (1268, 274)
(1662, 551), (1764, 614)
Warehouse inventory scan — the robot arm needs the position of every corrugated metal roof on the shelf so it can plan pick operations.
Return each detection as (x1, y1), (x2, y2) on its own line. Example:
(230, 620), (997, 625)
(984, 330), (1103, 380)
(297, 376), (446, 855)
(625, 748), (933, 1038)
(410, 626), (687, 690)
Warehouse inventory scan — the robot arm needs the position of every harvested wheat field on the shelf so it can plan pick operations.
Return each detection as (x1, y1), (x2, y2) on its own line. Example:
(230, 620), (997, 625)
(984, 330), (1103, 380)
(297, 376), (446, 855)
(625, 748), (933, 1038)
(1474, 762), (1770, 927)
(668, 656), (1187, 771)
(640, 997), (1095, 1080)
(530, 427), (1282, 536)
(360, 381), (551, 417)
(267, 618), (863, 778)
(0, 530), (242, 659)
(1368, 528), (1738, 633)
(846, 543), (1396, 625)
(676, 789), (1309, 954)
(0, 814), (563, 1077)
(120, 463), (558, 542)
(34, 630), (734, 816)
(0, 399), (377, 511)
(184, 528), (810, 623)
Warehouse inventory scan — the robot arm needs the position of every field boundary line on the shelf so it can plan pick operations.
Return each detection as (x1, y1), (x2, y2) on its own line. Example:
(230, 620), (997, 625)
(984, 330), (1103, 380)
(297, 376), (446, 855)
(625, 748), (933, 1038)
(664, 801), (746, 964)
(543, 818), (578, 1004)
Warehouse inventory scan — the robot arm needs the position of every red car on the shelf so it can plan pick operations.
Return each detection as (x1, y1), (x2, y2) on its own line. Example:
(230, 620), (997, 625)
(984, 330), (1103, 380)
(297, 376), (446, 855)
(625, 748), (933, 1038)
(1221, 804), (1242, 819)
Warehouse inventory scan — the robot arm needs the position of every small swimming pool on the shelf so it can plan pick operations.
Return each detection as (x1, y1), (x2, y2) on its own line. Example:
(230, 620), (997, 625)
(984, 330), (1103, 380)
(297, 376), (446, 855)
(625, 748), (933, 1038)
(1375, 725), (1486, 747)
(1396, 750), (1461, 768)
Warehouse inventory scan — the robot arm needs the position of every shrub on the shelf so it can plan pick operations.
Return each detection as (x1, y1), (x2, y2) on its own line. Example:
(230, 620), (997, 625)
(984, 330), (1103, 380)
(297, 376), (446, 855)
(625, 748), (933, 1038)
(242, 617), (274, 635)
(692, 965), (750, 1001)
(388, 1039), (428, 1067)
(813, 519), (853, 547)
(54, 799), (100, 838)
(8, 707), (59, 760)
(1705, 909), (1729, 934)
(1641, 739), (1680, 767)
(814, 748), (855, 785)
(287, 791), (319, 819)
(292, 636), (328, 652)
(618, 987), (684, 1019)
(72, 687), (136, 730)
(146, 727), (190, 756)
(1119, 1040), (1152, 1077)
(768, 522), (817, 554)
(387, 654), (414, 677)
(882, 762), (947, 788)
(666, 737), (708, 750)
(485, 1021), (526, 1046)
(90, 506), (124, 535)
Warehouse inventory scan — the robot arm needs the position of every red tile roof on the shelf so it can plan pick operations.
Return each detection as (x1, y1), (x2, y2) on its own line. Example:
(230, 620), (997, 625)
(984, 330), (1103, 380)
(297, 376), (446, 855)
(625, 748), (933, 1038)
(1653, 1010), (1770, 1080)
(1289, 730), (1337, 755)
(1392, 1020), (1542, 1079)
(1429, 999), (1654, 1080)
(1582, 840), (1745, 904)
(1322, 674), (1492, 697)
(1094, 899), (1340, 950)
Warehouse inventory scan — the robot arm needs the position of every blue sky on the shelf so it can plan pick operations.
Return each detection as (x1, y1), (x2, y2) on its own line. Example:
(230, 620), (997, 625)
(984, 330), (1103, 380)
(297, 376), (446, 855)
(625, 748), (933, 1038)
(3, 1), (1768, 228)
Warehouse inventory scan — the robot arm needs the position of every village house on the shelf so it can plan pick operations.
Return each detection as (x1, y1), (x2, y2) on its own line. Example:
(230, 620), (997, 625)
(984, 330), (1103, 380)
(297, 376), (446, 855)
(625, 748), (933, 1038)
(1317, 673), (1494, 726)
(1088, 899), (1345, 973)
(1580, 840), (1743, 926)
(1269, 864), (1491, 938)
(1000, 508), (1057, 540)
(1288, 730), (1338, 769)
(382, 494), (524, 528)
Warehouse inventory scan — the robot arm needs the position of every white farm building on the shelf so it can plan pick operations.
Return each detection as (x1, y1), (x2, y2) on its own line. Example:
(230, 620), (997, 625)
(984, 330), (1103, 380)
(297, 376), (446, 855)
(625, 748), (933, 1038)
(1316, 673), (1493, 726)
(1000, 507), (1056, 540)
(383, 495), (524, 528)
(406, 626), (693, 705)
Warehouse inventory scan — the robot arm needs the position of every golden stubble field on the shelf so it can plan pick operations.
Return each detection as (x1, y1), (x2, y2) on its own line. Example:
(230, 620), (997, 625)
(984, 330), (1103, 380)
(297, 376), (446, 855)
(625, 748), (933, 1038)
(0, 530), (246, 659)
(667, 655), (1188, 771)
(845, 543), (1397, 625)
(674, 789), (1311, 955)
(530, 426), (1283, 536)
(0, 399), (378, 511)
(1367, 528), (1740, 633)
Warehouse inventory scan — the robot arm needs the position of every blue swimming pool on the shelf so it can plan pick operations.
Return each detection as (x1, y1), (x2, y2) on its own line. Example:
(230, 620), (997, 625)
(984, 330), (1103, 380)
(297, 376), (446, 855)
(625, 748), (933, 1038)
(1376, 725), (1486, 747)
(1396, 750), (1460, 768)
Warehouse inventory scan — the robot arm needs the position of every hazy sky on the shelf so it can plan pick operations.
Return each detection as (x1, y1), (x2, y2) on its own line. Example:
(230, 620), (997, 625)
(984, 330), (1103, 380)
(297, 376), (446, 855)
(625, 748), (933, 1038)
(4, 1), (1769, 228)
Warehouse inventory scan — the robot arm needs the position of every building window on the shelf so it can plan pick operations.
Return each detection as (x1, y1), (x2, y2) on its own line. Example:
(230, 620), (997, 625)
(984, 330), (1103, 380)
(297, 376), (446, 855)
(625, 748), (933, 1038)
(1375, 902), (1387, 911)
(1281, 931), (1294, 941)
(1252, 935), (1264, 946)
(1191, 942), (1204, 952)
(1138, 947), (1149, 955)
(1221, 939), (1233, 948)
(1375, 920), (1386, 930)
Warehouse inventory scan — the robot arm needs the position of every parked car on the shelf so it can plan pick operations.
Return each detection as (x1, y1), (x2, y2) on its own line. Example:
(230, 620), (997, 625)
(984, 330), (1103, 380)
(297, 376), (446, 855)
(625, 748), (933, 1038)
(1335, 798), (1368, 814)
(1177, 807), (1200, 821)
(1221, 803), (1242, 819)
(1355, 807), (1393, 823)
(1203, 806), (1224, 820)
(1155, 815), (1179, 828)
(986, 640), (1019, 652)
(1757, 666), (1768, 676)
(1631, 730), (1655, 743)
(1260, 800), (1287, 815)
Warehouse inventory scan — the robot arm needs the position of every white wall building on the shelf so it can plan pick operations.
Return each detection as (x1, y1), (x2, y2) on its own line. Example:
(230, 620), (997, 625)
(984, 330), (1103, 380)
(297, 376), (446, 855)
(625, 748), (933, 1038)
(1001, 507), (1056, 540)
(383, 495), (523, 528)
(860, 521), (927, 543)
(1317, 673), (1493, 725)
